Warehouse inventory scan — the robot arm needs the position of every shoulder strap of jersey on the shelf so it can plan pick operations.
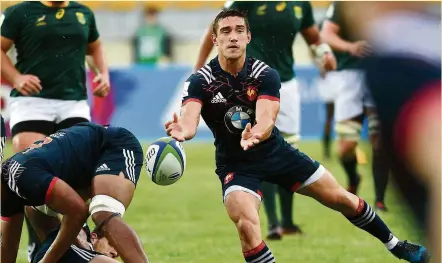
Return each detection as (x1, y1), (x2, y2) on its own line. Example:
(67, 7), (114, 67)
(196, 64), (216, 84)
(250, 59), (269, 79)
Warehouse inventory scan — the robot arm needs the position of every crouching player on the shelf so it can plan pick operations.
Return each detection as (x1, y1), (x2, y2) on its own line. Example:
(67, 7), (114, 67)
(31, 221), (119, 263)
(166, 9), (430, 263)
(1, 122), (149, 263)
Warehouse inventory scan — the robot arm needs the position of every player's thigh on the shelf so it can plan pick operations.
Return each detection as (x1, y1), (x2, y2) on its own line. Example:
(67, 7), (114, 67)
(55, 100), (91, 124)
(10, 97), (57, 135)
(264, 145), (325, 194)
(334, 70), (365, 122)
(276, 78), (300, 135)
(296, 169), (359, 214)
(219, 172), (262, 222)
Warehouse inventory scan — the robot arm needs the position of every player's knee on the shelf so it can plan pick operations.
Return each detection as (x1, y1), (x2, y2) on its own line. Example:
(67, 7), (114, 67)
(367, 114), (381, 149)
(236, 217), (260, 243)
(322, 188), (360, 216)
(89, 195), (126, 224)
(335, 121), (361, 148)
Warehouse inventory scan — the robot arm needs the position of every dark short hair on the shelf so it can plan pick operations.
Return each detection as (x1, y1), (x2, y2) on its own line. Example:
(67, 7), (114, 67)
(212, 8), (249, 35)
(92, 225), (105, 239)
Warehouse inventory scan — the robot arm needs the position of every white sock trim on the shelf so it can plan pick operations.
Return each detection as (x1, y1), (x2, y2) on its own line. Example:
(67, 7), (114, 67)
(385, 235), (399, 250)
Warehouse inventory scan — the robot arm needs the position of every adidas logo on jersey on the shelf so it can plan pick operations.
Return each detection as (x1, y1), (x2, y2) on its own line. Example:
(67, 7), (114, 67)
(211, 92), (227, 103)
(96, 163), (110, 172)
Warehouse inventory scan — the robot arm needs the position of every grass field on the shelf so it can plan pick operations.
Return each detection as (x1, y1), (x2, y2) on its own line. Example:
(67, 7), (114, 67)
(5, 141), (424, 263)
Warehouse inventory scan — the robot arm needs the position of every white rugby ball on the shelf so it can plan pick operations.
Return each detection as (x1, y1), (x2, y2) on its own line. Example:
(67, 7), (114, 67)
(145, 137), (186, 186)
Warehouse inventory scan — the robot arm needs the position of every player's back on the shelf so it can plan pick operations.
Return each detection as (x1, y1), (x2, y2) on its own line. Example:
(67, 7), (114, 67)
(11, 122), (109, 189)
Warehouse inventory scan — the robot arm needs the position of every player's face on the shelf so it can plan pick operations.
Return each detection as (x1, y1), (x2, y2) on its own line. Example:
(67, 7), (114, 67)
(91, 234), (119, 259)
(213, 16), (251, 60)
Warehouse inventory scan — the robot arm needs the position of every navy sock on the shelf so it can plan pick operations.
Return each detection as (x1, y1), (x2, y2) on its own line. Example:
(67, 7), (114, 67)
(347, 199), (399, 249)
(243, 241), (275, 263)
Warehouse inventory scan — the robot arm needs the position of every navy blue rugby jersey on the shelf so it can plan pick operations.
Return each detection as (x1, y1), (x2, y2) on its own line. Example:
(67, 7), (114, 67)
(182, 56), (285, 164)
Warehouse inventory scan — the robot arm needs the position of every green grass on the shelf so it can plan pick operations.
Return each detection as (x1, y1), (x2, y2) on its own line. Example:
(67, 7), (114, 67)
(5, 141), (423, 263)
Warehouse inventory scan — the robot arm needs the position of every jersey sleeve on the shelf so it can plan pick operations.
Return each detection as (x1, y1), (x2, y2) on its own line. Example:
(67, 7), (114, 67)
(1, 5), (22, 41)
(325, 2), (339, 24)
(257, 68), (281, 101)
(88, 10), (100, 43)
(181, 74), (205, 106)
(300, 2), (315, 30)
(1, 184), (24, 220)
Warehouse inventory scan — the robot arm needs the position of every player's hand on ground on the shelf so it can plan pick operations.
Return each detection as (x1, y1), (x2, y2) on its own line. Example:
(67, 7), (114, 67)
(240, 123), (260, 151)
(348, 41), (372, 57)
(165, 112), (185, 142)
(92, 73), (111, 97)
(13, 74), (42, 96)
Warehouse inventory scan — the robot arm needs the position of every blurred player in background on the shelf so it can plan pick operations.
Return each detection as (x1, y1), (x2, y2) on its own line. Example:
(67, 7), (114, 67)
(195, 0), (336, 240)
(0, 1), (109, 261)
(316, 20), (334, 160)
(167, 9), (430, 263)
(321, 2), (390, 210)
(336, 2), (441, 262)
(1, 122), (148, 263)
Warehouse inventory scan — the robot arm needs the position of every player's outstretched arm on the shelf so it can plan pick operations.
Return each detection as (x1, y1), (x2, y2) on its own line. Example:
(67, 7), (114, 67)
(166, 101), (202, 141)
(1, 213), (24, 263)
(39, 178), (89, 263)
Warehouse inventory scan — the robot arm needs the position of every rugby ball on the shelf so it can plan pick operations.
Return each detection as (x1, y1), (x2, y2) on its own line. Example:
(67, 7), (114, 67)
(145, 137), (186, 186)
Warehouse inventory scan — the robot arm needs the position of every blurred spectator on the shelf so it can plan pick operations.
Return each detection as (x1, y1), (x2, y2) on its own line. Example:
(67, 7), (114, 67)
(133, 6), (173, 65)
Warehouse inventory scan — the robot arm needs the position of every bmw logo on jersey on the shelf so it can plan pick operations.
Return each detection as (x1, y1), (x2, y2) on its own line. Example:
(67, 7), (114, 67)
(224, 105), (255, 134)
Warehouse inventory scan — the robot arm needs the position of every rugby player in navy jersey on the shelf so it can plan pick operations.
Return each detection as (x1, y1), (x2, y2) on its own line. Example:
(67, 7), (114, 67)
(30, 221), (119, 263)
(1, 122), (149, 263)
(165, 9), (430, 263)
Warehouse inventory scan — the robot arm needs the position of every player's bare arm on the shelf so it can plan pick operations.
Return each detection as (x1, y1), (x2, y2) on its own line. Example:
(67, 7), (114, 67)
(0, 36), (42, 95)
(87, 39), (110, 97)
(39, 179), (89, 263)
(194, 22), (215, 71)
(0, 213), (24, 263)
(166, 101), (202, 142)
(241, 99), (279, 151)
(321, 5), (371, 57)
(301, 25), (337, 72)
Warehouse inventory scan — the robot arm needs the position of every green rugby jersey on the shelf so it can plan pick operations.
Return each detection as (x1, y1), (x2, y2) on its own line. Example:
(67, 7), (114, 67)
(225, 1), (315, 82)
(1, 1), (99, 100)
(325, 2), (361, 71)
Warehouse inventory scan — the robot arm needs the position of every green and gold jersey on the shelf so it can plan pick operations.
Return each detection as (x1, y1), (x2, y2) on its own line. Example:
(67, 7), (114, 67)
(224, 1), (315, 82)
(1, 1), (100, 100)
(325, 2), (360, 71)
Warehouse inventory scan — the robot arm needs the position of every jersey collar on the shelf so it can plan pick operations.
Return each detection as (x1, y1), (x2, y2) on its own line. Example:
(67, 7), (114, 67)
(214, 55), (249, 79)
(40, 1), (70, 8)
